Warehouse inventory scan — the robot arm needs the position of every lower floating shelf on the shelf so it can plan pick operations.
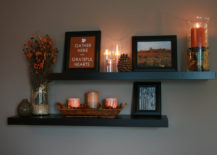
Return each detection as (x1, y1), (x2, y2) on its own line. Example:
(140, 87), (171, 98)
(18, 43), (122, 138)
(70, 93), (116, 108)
(7, 115), (168, 127)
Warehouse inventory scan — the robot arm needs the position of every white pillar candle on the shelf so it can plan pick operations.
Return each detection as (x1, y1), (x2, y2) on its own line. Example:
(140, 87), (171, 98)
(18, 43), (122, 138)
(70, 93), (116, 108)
(87, 91), (99, 108)
(115, 44), (120, 72)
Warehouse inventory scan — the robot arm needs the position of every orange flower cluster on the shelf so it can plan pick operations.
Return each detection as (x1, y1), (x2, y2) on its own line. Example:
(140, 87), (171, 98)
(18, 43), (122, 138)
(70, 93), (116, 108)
(23, 34), (58, 88)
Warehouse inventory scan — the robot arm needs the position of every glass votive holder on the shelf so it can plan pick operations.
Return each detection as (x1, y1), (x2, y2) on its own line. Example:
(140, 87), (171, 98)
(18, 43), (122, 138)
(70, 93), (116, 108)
(68, 98), (80, 108)
(106, 59), (116, 72)
(105, 98), (118, 109)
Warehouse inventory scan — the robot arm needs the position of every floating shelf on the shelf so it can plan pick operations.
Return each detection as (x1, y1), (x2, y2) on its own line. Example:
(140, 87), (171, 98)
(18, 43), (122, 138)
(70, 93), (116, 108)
(48, 72), (216, 81)
(8, 115), (168, 127)
(9, 71), (215, 128)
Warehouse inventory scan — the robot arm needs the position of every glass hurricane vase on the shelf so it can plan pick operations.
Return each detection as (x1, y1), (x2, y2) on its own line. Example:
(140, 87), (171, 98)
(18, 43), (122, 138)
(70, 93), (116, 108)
(187, 16), (209, 71)
(32, 83), (48, 115)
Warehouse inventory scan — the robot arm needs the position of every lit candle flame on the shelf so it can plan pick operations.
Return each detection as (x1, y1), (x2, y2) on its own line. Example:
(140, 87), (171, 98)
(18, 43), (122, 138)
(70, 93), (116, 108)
(104, 49), (110, 55)
(104, 49), (111, 61)
(195, 23), (200, 28)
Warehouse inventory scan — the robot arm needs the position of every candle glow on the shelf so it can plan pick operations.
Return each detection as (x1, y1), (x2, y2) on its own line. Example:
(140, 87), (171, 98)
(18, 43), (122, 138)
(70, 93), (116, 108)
(104, 49), (111, 56)
(195, 23), (200, 28)
(104, 44), (122, 72)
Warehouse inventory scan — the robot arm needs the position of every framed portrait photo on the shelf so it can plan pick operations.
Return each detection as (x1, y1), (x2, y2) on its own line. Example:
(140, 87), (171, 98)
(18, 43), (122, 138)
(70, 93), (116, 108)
(64, 31), (101, 72)
(132, 82), (161, 116)
(132, 35), (177, 71)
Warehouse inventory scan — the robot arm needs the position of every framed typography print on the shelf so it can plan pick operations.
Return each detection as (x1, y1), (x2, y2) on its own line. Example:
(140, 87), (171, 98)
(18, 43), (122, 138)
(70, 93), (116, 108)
(132, 82), (161, 116)
(132, 35), (177, 71)
(64, 31), (101, 72)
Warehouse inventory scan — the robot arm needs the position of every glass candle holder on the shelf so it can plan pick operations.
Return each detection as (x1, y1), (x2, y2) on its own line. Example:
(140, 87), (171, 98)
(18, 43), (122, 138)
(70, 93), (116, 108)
(105, 98), (118, 109)
(68, 98), (80, 108)
(103, 49), (111, 72)
(187, 16), (209, 71)
(106, 59), (116, 72)
(103, 44), (121, 72)
(115, 44), (120, 72)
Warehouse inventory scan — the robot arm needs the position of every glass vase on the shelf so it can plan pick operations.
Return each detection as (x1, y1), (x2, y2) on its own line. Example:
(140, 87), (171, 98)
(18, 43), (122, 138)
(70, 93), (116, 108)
(187, 16), (209, 71)
(32, 83), (48, 115)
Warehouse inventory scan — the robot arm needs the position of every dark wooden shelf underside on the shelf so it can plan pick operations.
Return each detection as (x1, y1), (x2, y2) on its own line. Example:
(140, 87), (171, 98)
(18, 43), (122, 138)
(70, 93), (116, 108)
(48, 72), (216, 80)
(8, 115), (168, 127)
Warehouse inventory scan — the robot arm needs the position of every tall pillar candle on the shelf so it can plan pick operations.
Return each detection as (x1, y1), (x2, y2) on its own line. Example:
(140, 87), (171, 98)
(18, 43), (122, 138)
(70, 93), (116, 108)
(115, 44), (120, 72)
(104, 49), (111, 72)
(191, 24), (206, 48)
(87, 91), (99, 108)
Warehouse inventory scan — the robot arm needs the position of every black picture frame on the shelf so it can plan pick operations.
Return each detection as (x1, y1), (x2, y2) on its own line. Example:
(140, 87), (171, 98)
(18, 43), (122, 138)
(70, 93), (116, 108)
(132, 82), (161, 116)
(64, 31), (101, 72)
(132, 35), (177, 72)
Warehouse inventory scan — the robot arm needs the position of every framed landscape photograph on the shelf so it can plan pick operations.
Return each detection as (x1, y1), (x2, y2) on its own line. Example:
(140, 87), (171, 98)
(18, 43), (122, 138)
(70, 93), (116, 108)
(132, 35), (177, 71)
(132, 82), (161, 116)
(64, 31), (101, 72)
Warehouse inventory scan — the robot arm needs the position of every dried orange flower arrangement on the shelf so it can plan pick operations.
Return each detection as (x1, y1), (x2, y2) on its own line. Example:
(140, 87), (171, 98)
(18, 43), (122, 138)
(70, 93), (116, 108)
(23, 34), (58, 89)
(23, 34), (58, 115)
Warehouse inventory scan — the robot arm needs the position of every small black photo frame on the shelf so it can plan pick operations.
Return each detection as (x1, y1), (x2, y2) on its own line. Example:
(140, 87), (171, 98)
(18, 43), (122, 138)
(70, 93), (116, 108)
(132, 82), (161, 116)
(132, 35), (177, 71)
(64, 31), (101, 72)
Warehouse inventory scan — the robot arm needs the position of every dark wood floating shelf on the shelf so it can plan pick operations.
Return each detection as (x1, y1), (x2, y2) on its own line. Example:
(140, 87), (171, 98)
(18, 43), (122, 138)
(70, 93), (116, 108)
(8, 115), (168, 127)
(48, 72), (216, 80)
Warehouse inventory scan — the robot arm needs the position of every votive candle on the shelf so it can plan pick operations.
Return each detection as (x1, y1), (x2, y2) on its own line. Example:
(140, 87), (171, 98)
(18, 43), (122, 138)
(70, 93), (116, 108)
(106, 59), (115, 72)
(68, 98), (80, 108)
(105, 98), (118, 109)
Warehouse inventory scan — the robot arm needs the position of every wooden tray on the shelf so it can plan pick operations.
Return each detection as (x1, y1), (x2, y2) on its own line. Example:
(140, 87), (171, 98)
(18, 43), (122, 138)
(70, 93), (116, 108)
(56, 102), (127, 118)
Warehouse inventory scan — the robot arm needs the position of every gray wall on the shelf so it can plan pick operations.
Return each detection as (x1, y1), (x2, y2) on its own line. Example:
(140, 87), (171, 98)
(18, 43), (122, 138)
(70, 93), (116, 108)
(1, 0), (217, 155)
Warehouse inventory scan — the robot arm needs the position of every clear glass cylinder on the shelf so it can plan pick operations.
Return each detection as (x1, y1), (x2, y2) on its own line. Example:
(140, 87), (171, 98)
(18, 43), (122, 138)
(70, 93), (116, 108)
(32, 83), (48, 115)
(187, 16), (209, 71)
(103, 47), (120, 72)
(103, 49), (111, 72)
(106, 59), (116, 72)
